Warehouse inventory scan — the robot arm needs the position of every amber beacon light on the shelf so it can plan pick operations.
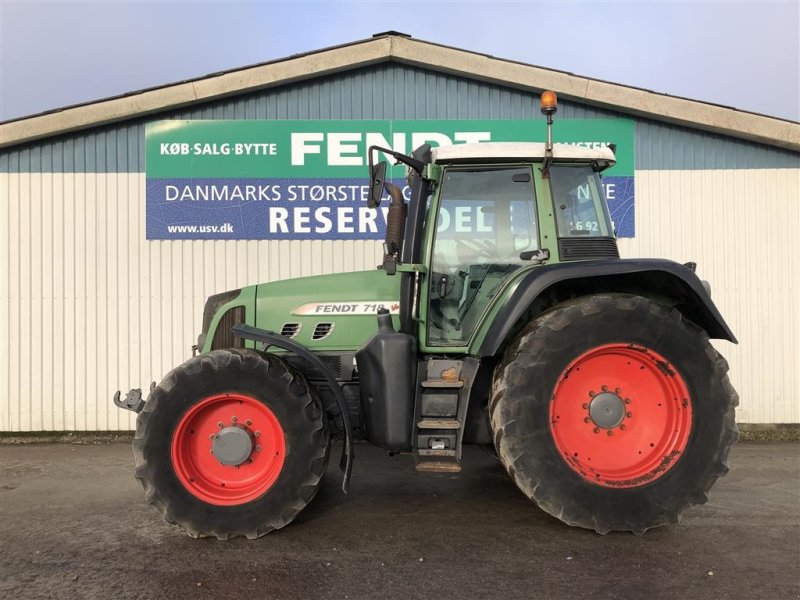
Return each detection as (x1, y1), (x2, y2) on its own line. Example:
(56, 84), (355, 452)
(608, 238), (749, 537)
(540, 90), (558, 116)
(540, 90), (558, 175)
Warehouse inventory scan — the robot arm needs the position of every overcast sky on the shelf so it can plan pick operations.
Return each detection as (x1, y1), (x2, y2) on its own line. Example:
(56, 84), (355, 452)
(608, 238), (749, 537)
(1, 1), (798, 123)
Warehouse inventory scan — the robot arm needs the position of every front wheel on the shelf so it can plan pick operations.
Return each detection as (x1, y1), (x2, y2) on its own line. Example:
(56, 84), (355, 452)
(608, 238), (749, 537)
(490, 294), (738, 534)
(133, 349), (330, 539)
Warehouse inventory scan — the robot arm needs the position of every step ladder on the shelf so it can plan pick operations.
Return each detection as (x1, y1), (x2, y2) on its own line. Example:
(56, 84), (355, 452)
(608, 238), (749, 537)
(414, 359), (468, 473)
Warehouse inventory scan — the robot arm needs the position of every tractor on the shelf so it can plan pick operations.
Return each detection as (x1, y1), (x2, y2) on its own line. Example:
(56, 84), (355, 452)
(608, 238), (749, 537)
(114, 91), (738, 538)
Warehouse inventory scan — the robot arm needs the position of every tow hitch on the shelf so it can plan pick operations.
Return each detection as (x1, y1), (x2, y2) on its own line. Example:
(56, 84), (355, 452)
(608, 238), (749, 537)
(113, 382), (155, 414)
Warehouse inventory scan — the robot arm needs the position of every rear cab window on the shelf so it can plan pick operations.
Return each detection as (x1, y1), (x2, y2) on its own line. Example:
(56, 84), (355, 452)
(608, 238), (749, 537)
(549, 165), (613, 237)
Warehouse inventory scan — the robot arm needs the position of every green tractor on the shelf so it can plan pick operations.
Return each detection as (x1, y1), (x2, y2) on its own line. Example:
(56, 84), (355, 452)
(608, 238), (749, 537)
(114, 92), (738, 538)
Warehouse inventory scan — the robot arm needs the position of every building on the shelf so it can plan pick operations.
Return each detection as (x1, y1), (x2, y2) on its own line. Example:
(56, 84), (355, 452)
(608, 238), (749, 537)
(1, 32), (798, 432)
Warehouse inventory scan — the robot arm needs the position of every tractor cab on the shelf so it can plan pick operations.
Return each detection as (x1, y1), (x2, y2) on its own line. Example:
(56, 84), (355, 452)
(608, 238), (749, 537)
(425, 143), (617, 348)
(368, 140), (619, 350)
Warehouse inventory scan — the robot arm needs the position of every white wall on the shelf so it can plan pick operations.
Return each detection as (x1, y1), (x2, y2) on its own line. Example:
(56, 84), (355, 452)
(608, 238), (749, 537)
(0, 172), (384, 431)
(619, 169), (799, 424)
(1, 169), (798, 430)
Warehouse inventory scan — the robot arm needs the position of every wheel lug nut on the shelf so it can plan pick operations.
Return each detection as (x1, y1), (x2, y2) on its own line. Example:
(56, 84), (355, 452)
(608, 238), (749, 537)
(209, 434), (216, 440)
(255, 445), (262, 452)
(589, 391), (595, 397)
(582, 403), (589, 409)
(234, 465), (239, 469)
(601, 385), (608, 392)
(615, 387), (622, 394)
(624, 398), (631, 405)
(231, 416), (238, 423)
(607, 430), (614, 436)
(584, 417), (591, 423)
(626, 412), (633, 418)
(620, 424), (627, 431)
(593, 427), (600, 434)
(245, 419), (252, 426)
(217, 421), (223, 428)
(254, 431), (261, 437)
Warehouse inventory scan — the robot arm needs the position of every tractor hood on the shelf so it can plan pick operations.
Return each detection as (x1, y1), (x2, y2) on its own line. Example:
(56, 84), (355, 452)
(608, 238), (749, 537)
(254, 270), (402, 352)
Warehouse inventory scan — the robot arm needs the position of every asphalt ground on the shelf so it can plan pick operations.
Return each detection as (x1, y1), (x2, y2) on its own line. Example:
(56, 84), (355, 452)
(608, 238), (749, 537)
(0, 441), (798, 600)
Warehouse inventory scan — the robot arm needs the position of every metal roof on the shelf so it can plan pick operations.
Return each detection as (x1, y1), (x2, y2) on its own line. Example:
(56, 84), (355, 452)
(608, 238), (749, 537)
(1, 32), (798, 151)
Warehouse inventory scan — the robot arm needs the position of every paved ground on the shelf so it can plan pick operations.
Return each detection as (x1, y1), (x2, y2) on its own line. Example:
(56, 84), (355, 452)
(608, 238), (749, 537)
(0, 442), (798, 600)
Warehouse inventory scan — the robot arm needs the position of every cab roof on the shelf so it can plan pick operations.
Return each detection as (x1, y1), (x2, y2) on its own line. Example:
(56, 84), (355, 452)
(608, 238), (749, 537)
(431, 142), (616, 169)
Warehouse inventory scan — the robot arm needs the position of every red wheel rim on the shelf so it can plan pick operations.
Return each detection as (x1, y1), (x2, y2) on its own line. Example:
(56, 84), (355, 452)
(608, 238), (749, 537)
(550, 344), (692, 488)
(170, 393), (286, 505)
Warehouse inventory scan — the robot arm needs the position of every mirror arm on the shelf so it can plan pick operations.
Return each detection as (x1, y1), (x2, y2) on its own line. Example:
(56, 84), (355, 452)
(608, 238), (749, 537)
(368, 145), (426, 174)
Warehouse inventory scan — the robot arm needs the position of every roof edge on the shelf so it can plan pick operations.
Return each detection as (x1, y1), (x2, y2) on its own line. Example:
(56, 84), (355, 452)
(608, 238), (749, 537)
(1, 33), (798, 152)
(0, 36), (392, 149)
(390, 37), (799, 152)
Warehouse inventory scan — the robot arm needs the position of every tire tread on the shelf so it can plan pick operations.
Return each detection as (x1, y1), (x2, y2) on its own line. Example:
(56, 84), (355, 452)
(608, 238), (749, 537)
(490, 293), (739, 534)
(132, 349), (330, 539)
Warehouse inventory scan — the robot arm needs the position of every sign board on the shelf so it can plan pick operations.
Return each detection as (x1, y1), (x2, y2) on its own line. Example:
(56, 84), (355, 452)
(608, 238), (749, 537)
(145, 120), (635, 239)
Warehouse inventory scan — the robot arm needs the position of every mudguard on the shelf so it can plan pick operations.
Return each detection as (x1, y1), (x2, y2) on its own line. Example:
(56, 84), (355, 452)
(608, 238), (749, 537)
(232, 323), (354, 493)
(478, 258), (737, 357)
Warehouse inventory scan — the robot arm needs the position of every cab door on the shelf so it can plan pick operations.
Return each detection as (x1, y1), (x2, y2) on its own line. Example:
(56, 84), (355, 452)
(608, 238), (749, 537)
(420, 165), (541, 350)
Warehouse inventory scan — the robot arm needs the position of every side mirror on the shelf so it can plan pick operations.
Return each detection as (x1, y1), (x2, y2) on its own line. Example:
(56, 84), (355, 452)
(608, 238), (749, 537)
(368, 161), (387, 208)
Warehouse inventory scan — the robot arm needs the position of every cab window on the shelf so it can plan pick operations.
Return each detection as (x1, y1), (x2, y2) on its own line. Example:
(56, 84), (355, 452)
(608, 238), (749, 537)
(550, 165), (612, 237)
(427, 167), (538, 346)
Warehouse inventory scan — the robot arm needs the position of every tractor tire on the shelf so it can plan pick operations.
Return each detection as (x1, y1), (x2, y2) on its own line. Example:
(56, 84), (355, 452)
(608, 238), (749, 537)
(133, 348), (330, 539)
(490, 294), (738, 534)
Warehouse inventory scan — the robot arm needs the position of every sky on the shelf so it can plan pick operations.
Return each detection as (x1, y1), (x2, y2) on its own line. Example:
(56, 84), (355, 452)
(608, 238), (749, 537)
(0, 1), (798, 123)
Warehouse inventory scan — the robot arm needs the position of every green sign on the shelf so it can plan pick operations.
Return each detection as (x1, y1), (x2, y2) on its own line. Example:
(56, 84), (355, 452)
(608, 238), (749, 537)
(145, 119), (635, 239)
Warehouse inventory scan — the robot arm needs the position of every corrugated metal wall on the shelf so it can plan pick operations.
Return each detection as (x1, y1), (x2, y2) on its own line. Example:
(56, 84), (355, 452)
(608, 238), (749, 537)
(618, 169), (800, 424)
(0, 172), (383, 430)
(3, 64), (797, 174)
(1, 62), (798, 430)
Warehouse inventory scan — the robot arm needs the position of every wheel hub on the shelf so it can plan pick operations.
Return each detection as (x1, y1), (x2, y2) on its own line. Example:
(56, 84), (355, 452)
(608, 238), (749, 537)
(549, 344), (693, 488)
(589, 392), (625, 429)
(212, 426), (254, 466)
(171, 393), (286, 505)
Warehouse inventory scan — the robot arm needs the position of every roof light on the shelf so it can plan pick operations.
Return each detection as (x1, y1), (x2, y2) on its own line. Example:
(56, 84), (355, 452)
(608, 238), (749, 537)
(540, 90), (558, 116)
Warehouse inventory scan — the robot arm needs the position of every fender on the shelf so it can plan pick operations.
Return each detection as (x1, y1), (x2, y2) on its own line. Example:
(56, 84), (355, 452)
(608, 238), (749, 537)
(478, 258), (737, 357)
(232, 323), (354, 494)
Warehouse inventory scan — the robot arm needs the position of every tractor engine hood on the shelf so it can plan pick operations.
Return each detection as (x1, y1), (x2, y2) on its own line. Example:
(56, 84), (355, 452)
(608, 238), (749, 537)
(253, 270), (402, 352)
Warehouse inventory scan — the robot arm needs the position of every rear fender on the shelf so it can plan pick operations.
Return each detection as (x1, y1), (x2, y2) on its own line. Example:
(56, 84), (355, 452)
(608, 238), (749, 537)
(477, 258), (736, 358)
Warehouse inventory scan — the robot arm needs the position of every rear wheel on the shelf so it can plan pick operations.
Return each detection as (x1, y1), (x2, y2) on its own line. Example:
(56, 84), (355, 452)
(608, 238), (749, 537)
(134, 349), (330, 539)
(490, 294), (738, 534)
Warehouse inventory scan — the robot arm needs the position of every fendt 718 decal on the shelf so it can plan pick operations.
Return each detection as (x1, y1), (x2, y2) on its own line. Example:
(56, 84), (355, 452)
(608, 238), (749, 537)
(292, 301), (401, 315)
